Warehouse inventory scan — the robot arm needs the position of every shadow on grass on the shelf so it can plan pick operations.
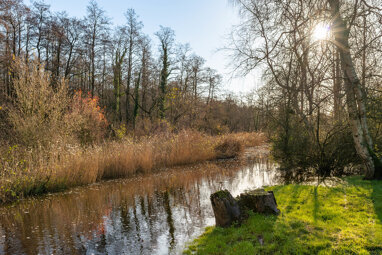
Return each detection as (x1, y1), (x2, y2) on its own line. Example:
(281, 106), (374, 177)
(313, 186), (319, 224)
(345, 176), (382, 254)
(371, 180), (382, 224)
(346, 176), (382, 224)
(283, 184), (302, 214)
(370, 180), (382, 254)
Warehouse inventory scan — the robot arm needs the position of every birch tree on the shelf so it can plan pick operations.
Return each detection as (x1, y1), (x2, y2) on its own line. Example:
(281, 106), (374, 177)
(328, 0), (382, 179)
(230, 0), (382, 179)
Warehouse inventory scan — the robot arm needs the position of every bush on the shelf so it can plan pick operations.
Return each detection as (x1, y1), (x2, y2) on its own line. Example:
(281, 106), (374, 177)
(7, 58), (108, 147)
(8, 58), (69, 147)
(214, 138), (243, 159)
(271, 111), (359, 181)
(66, 90), (108, 145)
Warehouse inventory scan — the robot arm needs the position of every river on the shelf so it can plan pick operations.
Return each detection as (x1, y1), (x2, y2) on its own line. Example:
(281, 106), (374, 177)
(0, 151), (278, 255)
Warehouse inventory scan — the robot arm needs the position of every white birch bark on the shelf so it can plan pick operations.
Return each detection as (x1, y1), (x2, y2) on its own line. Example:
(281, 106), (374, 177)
(328, 0), (381, 179)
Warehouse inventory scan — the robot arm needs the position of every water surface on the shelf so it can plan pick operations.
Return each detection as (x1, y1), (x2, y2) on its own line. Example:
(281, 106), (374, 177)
(0, 156), (277, 255)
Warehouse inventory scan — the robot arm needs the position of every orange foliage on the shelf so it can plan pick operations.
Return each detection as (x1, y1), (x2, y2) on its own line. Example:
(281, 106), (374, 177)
(66, 90), (108, 145)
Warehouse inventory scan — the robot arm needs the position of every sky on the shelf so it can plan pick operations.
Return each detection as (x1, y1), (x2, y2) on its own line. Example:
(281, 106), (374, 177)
(26, 0), (260, 95)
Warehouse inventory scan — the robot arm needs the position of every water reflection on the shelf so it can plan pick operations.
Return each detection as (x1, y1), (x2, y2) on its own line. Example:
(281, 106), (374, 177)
(0, 158), (278, 255)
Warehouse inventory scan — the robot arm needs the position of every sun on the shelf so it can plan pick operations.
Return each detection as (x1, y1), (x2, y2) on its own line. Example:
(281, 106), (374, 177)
(312, 23), (330, 41)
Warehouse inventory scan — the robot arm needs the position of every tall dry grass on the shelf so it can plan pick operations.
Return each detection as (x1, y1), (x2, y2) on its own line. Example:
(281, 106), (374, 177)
(225, 132), (267, 147)
(98, 130), (216, 179)
(0, 131), (265, 204)
(0, 130), (266, 203)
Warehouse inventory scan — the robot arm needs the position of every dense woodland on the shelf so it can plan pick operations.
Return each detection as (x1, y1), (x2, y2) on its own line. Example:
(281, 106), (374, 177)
(0, 0), (259, 141)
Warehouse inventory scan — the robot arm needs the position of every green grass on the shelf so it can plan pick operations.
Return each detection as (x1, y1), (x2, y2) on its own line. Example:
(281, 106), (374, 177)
(185, 177), (382, 255)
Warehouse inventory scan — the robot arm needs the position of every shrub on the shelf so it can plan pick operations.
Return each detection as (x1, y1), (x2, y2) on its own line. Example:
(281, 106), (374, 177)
(113, 124), (127, 140)
(65, 90), (108, 145)
(271, 111), (359, 181)
(8, 58), (69, 147)
(7, 58), (109, 147)
(214, 137), (243, 159)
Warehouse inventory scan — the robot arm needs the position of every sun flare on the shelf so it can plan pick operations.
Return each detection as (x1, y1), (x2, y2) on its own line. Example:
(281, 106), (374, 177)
(312, 23), (330, 41)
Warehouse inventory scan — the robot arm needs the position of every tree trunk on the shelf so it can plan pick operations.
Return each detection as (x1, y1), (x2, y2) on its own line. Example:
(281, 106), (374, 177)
(238, 189), (280, 215)
(210, 190), (241, 227)
(210, 189), (280, 228)
(125, 41), (133, 125)
(159, 48), (168, 119)
(113, 65), (121, 122)
(329, 0), (382, 179)
(333, 49), (342, 122)
(133, 71), (141, 129)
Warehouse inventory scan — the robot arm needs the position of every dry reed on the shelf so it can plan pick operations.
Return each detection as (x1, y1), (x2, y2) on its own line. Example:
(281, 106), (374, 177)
(0, 131), (265, 204)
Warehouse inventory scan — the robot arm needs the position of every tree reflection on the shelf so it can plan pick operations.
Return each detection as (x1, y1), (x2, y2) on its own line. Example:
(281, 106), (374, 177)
(0, 158), (279, 254)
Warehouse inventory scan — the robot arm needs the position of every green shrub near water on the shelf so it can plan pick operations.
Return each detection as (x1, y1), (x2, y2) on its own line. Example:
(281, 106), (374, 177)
(271, 110), (360, 179)
(185, 177), (382, 254)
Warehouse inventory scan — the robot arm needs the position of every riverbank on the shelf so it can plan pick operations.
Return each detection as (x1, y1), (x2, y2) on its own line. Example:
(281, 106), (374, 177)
(0, 150), (275, 254)
(185, 177), (382, 254)
(0, 131), (265, 204)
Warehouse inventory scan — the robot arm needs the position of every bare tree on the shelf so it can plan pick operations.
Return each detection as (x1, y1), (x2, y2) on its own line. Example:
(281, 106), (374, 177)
(328, 0), (382, 179)
(124, 9), (142, 125)
(155, 26), (175, 119)
(230, 0), (382, 179)
(205, 67), (222, 105)
(132, 35), (151, 128)
(85, 0), (109, 97)
(111, 26), (128, 122)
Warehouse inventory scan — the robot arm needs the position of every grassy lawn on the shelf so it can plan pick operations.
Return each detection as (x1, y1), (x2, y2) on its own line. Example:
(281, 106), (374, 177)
(185, 177), (382, 255)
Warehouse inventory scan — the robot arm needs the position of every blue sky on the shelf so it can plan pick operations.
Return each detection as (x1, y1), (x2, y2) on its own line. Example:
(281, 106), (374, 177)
(27, 0), (259, 94)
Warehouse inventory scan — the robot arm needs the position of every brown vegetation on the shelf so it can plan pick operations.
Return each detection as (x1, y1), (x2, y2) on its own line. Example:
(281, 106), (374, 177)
(214, 138), (243, 159)
(0, 56), (266, 204)
(227, 132), (267, 148)
(0, 0), (260, 137)
(0, 130), (265, 204)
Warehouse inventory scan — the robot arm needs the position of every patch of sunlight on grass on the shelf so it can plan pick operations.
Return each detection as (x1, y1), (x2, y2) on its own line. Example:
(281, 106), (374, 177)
(184, 177), (382, 255)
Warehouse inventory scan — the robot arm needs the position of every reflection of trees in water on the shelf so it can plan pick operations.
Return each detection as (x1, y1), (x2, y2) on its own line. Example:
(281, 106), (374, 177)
(0, 159), (278, 254)
(132, 199), (143, 252)
(163, 191), (175, 251)
(120, 201), (131, 236)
